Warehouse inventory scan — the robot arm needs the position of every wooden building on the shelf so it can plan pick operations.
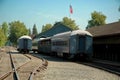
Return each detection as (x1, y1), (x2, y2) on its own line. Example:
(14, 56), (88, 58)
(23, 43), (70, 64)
(87, 22), (120, 62)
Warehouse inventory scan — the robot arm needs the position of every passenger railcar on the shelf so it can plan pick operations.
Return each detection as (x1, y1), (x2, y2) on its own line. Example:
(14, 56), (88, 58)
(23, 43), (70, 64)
(17, 35), (32, 53)
(38, 37), (51, 54)
(32, 38), (40, 53)
(51, 30), (93, 60)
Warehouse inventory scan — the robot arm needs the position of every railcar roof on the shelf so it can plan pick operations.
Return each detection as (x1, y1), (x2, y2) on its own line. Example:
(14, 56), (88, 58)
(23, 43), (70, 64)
(32, 38), (41, 42)
(52, 30), (92, 37)
(19, 35), (32, 40)
(39, 38), (46, 40)
(71, 30), (92, 36)
(39, 37), (51, 41)
(53, 31), (71, 37)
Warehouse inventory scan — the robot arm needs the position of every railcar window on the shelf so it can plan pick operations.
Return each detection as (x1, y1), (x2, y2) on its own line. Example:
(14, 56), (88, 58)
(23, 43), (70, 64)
(52, 41), (68, 46)
(40, 40), (51, 46)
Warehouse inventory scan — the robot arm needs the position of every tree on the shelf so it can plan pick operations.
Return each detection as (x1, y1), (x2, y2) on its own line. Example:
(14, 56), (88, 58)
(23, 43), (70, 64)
(28, 28), (31, 36)
(0, 22), (8, 46)
(32, 24), (38, 35)
(2, 22), (8, 37)
(86, 11), (106, 29)
(61, 17), (79, 30)
(9, 21), (28, 45)
(41, 17), (79, 32)
(0, 28), (7, 46)
(41, 24), (52, 32)
(118, 6), (120, 21)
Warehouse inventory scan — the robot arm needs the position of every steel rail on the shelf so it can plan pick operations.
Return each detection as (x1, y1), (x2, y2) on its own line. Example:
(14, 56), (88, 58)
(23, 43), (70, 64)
(9, 53), (20, 80)
(29, 58), (48, 80)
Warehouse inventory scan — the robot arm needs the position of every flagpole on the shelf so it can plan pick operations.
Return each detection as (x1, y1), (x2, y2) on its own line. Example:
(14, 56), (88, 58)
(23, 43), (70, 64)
(69, 12), (71, 18)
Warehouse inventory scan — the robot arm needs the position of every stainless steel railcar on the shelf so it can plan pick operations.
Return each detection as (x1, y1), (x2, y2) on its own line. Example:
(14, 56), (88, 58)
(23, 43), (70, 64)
(37, 30), (93, 60)
(17, 35), (32, 53)
(38, 37), (51, 54)
(51, 30), (93, 60)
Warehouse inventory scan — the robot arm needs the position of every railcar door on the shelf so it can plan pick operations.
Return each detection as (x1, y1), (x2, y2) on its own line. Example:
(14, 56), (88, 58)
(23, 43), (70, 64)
(24, 39), (28, 50)
(78, 36), (85, 53)
(70, 36), (77, 54)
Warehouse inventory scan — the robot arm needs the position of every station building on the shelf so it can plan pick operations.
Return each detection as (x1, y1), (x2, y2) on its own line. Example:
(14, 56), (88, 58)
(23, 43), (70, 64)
(87, 22), (120, 62)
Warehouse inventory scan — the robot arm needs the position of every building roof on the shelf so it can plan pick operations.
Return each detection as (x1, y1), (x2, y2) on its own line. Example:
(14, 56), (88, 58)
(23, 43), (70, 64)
(86, 22), (120, 37)
(35, 22), (72, 39)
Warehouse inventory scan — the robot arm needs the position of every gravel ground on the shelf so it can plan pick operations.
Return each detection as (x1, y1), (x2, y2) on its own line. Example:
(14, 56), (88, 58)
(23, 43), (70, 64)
(1, 47), (119, 80)
(33, 53), (120, 80)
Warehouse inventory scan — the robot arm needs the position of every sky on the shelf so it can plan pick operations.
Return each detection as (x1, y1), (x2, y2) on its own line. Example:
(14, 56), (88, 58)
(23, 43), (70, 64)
(0, 0), (120, 33)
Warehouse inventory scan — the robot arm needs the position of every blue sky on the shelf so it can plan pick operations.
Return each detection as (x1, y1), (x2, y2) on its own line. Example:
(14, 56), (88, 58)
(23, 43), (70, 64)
(0, 0), (120, 33)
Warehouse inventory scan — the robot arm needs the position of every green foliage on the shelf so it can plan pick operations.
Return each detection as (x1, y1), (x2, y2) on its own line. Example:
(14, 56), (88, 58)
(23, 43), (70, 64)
(0, 22), (8, 46)
(86, 11), (106, 29)
(28, 28), (32, 36)
(32, 24), (38, 35)
(118, 6), (120, 21)
(41, 24), (52, 32)
(2, 22), (8, 37)
(62, 17), (79, 30)
(0, 28), (7, 47)
(9, 21), (28, 45)
(41, 17), (79, 33)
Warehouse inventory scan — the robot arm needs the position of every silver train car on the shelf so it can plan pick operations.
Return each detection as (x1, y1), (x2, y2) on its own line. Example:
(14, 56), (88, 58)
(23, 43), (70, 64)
(38, 30), (93, 60)
(51, 30), (93, 60)
(17, 35), (32, 53)
(38, 37), (51, 54)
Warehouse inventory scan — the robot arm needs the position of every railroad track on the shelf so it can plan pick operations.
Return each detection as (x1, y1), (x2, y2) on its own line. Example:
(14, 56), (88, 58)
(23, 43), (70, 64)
(0, 52), (20, 80)
(9, 53), (20, 80)
(17, 54), (48, 80)
(0, 51), (48, 80)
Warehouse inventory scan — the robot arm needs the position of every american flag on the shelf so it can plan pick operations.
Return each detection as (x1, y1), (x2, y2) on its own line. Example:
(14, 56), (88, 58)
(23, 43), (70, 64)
(70, 5), (73, 14)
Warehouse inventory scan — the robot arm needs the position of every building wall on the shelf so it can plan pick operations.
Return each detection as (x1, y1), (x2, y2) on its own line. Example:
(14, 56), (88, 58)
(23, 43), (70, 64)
(86, 22), (120, 62)
(93, 35), (120, 62)
(43, 25), (72, 37)
(94, 35), (120, 44)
